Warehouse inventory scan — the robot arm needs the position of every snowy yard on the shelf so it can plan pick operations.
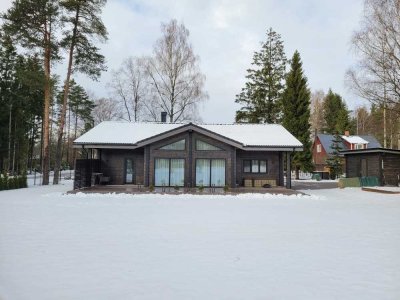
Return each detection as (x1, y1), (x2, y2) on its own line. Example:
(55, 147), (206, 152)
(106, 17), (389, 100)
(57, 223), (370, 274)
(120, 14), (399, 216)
(0, 182), (399, 300)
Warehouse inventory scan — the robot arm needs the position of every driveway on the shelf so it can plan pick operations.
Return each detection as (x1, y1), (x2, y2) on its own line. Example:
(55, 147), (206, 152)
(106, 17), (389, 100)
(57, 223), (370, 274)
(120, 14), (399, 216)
(292, 180), (338, 190)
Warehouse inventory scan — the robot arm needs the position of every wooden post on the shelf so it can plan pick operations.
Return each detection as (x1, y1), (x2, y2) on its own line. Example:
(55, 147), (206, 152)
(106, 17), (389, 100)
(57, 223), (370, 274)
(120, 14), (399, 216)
(286, 152), (291, 189)
(279, 152), (284, 186)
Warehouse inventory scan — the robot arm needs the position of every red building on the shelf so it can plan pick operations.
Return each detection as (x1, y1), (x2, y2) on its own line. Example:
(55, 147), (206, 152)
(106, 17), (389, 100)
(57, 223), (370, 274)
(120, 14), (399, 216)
(312, 132), (381, 178)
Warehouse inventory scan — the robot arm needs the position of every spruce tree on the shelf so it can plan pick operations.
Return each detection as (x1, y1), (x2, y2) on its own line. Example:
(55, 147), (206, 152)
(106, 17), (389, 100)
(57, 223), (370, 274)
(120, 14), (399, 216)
(281, 51), (313, 178)
(326, 132), (343, 179)
(235, 28), (287, 123)
(322, 90), (351, 134)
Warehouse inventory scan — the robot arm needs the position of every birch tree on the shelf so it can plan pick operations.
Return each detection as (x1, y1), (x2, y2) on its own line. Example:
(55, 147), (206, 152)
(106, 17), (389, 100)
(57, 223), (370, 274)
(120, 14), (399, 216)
(145, 19), (207, 122)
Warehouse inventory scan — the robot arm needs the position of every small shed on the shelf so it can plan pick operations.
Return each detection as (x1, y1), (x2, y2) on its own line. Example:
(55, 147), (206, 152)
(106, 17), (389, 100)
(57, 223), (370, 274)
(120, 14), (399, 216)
(341, 148), (400, 186)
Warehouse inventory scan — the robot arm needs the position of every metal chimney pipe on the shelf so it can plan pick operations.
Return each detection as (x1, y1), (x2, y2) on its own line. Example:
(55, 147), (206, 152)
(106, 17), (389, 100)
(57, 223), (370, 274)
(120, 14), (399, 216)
(161, 112), (167, 123)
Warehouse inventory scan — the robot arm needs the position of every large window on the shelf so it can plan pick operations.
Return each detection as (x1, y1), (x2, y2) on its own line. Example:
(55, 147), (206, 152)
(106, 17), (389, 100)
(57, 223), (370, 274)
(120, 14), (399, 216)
(155, 158), (185, 186)
(243, 159), (267, 174)
(196, 140), (222, 151)
(159, 139), (186, 150)
(196, 159), (225, 186)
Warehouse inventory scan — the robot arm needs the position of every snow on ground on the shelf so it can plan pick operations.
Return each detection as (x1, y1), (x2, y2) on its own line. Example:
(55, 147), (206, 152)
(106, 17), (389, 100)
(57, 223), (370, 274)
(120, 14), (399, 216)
(0, 182), (399, 300)
(367, 186), (400, 193)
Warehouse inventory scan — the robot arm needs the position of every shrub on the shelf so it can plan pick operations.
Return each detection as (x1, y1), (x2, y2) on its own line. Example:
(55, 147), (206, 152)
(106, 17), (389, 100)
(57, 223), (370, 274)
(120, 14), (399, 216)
(22, 174), (27, 188)
(0, 175), (4, 191)
(149, 185), (154, 192)
(198, 185), (204, 193)
(8, 177), (15, 190)
(3, 173), (9, 190)
(223, 185), (229, 193)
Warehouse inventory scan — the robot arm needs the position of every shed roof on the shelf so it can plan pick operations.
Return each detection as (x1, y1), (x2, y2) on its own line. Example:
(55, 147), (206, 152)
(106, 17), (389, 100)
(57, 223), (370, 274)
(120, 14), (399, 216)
(340, 148), (400, 155)
(74, 121), (303, 149)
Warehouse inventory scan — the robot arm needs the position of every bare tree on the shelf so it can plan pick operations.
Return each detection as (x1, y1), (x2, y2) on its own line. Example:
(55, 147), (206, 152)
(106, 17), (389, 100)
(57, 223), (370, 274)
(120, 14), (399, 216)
(145, 19), (208, 122)
(346, 0), (400, 147)
(92, 97), (123, 125)
(354, 106), (371, 135)
(108, 56), (147, 122)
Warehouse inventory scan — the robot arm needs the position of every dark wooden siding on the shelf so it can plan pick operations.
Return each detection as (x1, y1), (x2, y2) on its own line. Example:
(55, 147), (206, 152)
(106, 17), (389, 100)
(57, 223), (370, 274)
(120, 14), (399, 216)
(346, 152), (400, 186)
(236, 150), (280, 186)
(148, 132), (234, 187)
(346, 153), (380, 179)
(101, 149), (144, 185)
(382, 153), (400, 186)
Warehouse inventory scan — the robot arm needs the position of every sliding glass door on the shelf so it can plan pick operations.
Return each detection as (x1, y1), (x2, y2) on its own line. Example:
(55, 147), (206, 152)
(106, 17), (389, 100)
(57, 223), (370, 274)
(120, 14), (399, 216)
(155, 158), (185, 186)
(196, 159), (225, 187)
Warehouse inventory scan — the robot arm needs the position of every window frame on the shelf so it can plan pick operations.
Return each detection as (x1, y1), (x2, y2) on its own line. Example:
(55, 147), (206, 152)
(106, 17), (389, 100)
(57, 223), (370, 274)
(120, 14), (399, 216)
(195, 158), (226, 187)
(243, 159), (268, 174)
(195, 139), (222, 151)
(159, 139), (186, 151)
(154, 157), (185, 187)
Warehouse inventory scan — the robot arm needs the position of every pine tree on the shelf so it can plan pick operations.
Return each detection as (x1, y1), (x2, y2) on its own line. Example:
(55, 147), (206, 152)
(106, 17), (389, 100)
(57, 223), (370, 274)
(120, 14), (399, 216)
(281, 51), (313, 178)
(326, 132), (343, 179)
(235, 28), (287, 123)
(53, 0), (108, 184)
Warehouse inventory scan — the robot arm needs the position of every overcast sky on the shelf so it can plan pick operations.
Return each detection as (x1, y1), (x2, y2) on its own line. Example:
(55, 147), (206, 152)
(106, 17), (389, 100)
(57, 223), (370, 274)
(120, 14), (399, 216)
(0, 0), (365, 123)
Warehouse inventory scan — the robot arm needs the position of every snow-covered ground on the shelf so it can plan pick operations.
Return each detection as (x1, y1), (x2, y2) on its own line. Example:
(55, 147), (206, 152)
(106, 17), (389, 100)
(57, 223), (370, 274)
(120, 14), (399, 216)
(0, 182), (399, 300)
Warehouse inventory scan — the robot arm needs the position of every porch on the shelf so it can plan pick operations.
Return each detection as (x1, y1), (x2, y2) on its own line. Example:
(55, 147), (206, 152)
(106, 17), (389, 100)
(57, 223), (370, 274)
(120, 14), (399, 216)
(68, 184), (303, 196)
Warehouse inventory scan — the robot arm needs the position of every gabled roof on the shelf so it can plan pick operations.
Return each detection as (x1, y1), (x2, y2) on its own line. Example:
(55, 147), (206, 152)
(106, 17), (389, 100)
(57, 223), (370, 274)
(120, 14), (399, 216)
(341, 135), (369, 144)
(316, 133), (382, 155)
(74, 121), (303, 151)
(359, 135), (381, 148)
(316, 134), (346, 155)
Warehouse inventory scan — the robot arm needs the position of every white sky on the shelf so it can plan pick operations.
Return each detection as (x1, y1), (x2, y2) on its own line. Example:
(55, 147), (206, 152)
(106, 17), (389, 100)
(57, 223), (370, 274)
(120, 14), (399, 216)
(0, 0), (365, 123)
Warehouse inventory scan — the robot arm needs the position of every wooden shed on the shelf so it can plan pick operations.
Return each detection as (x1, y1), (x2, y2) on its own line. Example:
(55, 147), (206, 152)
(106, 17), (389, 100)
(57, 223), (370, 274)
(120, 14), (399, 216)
(341, 148), (400, 186)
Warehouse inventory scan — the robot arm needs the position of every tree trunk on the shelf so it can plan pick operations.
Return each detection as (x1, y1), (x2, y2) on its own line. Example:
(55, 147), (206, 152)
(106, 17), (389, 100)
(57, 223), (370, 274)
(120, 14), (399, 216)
(7, 104), (12, 173)
(42, 28), (51, 185)
(53, 6), (79, 184)
(295, 166), (300, 180)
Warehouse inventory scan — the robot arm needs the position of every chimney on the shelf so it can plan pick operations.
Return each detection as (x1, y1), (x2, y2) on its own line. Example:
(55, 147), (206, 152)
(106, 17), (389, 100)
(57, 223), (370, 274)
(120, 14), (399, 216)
(344, 130), (350, 137)
(161, 112), (167, 123)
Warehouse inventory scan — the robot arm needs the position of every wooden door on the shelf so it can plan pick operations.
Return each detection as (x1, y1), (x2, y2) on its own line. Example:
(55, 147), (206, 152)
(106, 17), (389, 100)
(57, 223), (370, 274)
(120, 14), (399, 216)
(360, 158), (367, 177)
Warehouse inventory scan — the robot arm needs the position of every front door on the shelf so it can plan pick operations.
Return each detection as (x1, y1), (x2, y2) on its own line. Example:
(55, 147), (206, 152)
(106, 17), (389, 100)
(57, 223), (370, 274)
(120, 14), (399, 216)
(125, 158), (135, 184)
(360, 158), (367, 177)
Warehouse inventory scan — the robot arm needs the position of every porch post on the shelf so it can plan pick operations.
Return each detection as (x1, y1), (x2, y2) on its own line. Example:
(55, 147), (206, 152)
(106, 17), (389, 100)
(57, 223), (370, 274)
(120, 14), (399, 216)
(231, 147), (236, 188)
(279, 152), (284, 186)
(188, 131), (193, 187)
(286, 151), (292, 189)
(144, 146), (150, 186)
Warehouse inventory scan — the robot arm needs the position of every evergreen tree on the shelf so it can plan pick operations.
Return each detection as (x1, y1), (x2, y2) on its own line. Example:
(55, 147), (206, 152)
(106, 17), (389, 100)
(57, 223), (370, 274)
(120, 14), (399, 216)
(235, 28), (287, 123)
(2, 0), (60, 185)
(325, 132), (343, 179)
(281, 51), (313, 178)
(53, 0), (108, 184)
(0, 33), (44, 174)
(322, 90), (351, 134)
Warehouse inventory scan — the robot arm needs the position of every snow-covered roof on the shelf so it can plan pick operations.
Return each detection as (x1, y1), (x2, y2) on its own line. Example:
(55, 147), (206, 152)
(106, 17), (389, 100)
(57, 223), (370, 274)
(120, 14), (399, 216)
(341, 135), (369, 144)
(74, 121), (303, 149)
